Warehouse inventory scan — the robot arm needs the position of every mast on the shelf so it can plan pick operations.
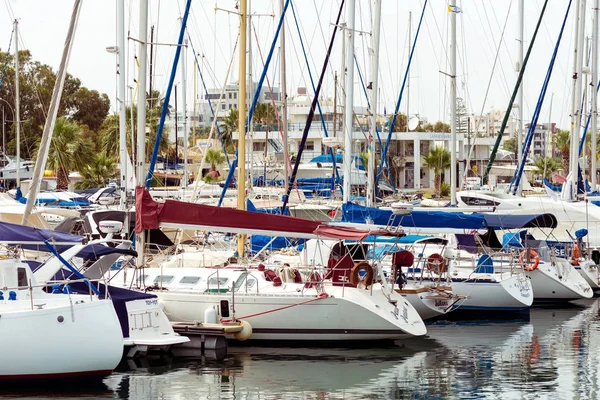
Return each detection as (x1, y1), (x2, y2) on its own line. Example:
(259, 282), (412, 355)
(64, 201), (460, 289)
(247, 1), (253, 189)
(118, 0), (127, 209)
(333, 72), (338, 138)
(174, 84), (179, 171)
(136, 0), (149, 260)
(568, 0), (585, 201)
(237, 0), (248, 256)
(340, 23), (346, 140)
(14, 19), (20, 188)
(182, 36), (188, 188)
(367, 0), (381, 207)
(22, 0), (82, 225)
(149, 25), (154, 109)
(343, 0), (356, 203)
(280, 0), (289, 193)
(406, 11), (411, 136)
(450, 2), (457, 205)
(193, 52), (197, 151)
(592, 0), (599, 191)
(516, 0), (524, 196)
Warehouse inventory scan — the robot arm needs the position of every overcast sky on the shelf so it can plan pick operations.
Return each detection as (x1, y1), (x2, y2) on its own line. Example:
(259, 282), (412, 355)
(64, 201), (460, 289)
(0, 1), (592, 130)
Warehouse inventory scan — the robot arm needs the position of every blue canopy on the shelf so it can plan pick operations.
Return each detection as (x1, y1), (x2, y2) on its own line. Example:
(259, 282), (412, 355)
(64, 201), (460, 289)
(342, 203), (487, 230)
(74, 244), (137, 261)
(0, 221), (83, 244)
(481, 213), (558, 229)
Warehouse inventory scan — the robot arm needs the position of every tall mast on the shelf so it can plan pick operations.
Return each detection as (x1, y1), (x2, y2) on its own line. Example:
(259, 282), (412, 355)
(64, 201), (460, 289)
(22, 0), (82, 225)
(280, 0), (289, 193)
(182, 36), (188, 188)
(174, 84), (179, 170)
(343, 0), (356, 203)
(450, 2), (457, 205)
(247, 1), (253, 189)
(406, 11), (411, 136)
(136, 0), (149, 259)
(366, 0), (381, 207)
(592, 0), (599, 191)
(237, 0), (248, 256)
(14, 19), (20, 188)
(568, 0), (585, 201)
(516, 0), (524, 196)
(193, 52), (197, 150)
(118, 0), (127, 209)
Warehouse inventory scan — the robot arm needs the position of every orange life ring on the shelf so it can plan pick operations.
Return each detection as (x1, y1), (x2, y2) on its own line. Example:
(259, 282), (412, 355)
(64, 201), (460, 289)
(426, 253), (446, 274)
(519, 249), (540, 272)
(572, 244), (580, 266)
(350, 261), (374, 287)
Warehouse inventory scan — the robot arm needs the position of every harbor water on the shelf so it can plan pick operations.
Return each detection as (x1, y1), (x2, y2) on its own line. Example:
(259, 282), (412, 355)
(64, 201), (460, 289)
(6, 299), (600, 400)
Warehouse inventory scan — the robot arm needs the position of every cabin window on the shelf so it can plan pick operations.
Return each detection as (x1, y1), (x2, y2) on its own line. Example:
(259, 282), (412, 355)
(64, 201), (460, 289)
(234, 273), (257, 292)
(153, 275), (175, 285)
(179, 276), (201, 285)
(136, 274), (149, 285)
(17, 268), (27, 287)
(207, 277), (229, 287)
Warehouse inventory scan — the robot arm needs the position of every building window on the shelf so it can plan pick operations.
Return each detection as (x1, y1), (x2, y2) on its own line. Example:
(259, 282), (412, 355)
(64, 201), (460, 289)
(305, 141), (315, 151)
(253, 142), (266, 151)
(222, 104), (226, 110)
(228, 93), (232, 99)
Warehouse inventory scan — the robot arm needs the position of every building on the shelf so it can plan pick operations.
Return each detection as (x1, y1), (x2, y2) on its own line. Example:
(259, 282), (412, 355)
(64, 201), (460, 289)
(469, 109), (516, 138)
(527, 122), (555, 158)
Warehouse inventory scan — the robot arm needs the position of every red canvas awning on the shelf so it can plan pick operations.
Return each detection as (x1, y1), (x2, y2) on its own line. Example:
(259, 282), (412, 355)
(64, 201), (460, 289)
(135, 187), (378, 240)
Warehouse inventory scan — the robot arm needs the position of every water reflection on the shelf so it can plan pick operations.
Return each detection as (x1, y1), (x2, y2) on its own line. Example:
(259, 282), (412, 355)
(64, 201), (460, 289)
(4, 300), (600, 399)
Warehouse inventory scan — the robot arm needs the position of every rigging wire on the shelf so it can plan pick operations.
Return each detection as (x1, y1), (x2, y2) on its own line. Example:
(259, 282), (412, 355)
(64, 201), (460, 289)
(461, 0), (513, 189)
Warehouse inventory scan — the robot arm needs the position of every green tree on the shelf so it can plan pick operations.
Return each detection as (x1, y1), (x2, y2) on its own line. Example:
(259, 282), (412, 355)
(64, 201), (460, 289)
(70, 87), (110, 132)
(0, 50), (108, 160)
(503, 138), (517, 153)
(40, 117), (93, 190)
(205, 148), (226, 172)
(423, 146), (451, 197)
(387, 113), (407, 132)
(75, 154), (117, 189)
(533, 157), (561, 180)
(554, 129), (570, 173)
(220, 108), (238, 146)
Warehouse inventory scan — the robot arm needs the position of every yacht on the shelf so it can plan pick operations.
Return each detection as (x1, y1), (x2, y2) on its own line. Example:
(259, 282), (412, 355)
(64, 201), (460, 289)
(0, 258), (123, 381)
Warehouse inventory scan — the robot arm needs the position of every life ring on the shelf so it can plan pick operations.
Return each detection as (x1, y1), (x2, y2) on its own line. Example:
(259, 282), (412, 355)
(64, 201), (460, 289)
(572, 244), (580, 266)
(519, 249), (540, 272)
(350, 261), (374, 287)
(426, 253), (446, 274)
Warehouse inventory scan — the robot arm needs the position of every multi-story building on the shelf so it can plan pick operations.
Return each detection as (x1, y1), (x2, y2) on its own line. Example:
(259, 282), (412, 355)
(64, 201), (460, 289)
(526, 122), (555, 158)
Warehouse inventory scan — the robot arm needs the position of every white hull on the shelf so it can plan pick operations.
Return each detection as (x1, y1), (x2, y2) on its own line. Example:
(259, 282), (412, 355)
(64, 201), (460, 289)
(0, 299), (123, 380)
(117, 266), (426, 341)
(525, 260), (593, 301)
(399, 290), (456, 320)
(156, 285), (425, 340)
(408, 272), (533, 312)
(575, 260), (600, 290)
(450, 274), (533, 311)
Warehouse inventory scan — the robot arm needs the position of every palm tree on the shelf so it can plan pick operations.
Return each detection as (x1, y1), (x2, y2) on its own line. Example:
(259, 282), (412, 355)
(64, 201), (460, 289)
(205, 148), (226, 172)
(533, 157), (561, 180)
(220, 108), (238, 146)
(40, 117), (93, 190)
(554, 129), (570, 174)
(423, 146), (451, 197)
(75, 154), (117, 189)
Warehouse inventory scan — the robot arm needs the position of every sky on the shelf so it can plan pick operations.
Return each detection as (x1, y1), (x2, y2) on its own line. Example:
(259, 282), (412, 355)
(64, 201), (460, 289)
(0, 0), (592, 130)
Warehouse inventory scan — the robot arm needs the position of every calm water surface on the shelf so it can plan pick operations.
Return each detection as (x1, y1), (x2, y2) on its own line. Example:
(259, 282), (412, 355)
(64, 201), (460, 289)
(5, 299), (600, 400)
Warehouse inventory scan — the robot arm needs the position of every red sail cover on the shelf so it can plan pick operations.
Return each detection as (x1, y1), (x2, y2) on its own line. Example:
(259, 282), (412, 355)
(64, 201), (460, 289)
(135, 187), (376, 240)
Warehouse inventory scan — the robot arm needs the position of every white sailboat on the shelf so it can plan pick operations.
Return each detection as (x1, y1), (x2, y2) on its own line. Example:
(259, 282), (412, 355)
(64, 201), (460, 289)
(0, 258), (123, 381)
